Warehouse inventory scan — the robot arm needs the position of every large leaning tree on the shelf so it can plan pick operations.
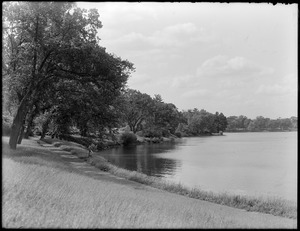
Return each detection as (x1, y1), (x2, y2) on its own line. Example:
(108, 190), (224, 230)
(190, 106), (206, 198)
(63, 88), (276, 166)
(2, 2), (134, 149)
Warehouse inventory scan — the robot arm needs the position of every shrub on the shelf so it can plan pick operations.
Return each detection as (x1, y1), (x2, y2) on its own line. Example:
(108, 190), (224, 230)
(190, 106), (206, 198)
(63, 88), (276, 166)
(96, 141), (107, 150)
(161, 129), (171, 137)
(143, 128), (162, 138)
(135, 131), (144, 137)
(121, 132), (137, 146)
(62, 134), (93, 147)
(175, 132), (182, 138)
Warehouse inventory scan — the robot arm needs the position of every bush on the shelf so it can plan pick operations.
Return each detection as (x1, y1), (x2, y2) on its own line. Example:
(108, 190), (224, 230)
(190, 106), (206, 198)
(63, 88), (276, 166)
(96, 141), (107, 150)
(161, 129), (171, 137)
(143, 128), (162, 138)
(62, 134), (93, 147)
(121, 132), (137, 146)
(135, 131), (144, 137)
(175, 132), (182, 138)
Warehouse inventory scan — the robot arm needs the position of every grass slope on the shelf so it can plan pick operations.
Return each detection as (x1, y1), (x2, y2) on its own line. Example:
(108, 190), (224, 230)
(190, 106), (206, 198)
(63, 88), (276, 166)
(2, 136), (297, 228)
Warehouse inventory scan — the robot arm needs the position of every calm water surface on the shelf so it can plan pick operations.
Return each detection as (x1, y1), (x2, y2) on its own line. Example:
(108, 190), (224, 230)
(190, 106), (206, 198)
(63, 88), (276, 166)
(96, 132), (297, 201)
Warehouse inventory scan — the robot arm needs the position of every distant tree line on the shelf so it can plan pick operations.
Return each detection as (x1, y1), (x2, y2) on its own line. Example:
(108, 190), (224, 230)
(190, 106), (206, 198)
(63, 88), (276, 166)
(226, 115), (298, 132)
(116, 89), (228, 138)
(175, 109), (227, 137)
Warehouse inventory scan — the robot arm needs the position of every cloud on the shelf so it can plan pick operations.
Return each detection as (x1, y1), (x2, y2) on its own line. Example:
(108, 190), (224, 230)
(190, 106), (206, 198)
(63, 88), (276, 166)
(255, 84), (290, 95)
(149, 23), (195, 47)
(255, 73), (297, 96)
(196, 55), (274, 78)
(87, 2), (159, 26)
(162, 22), (198, 35)
(171, 74), (196, 89)
(170, 55), (270, 91)
(127, 73), (149, 84)
(282, 73), (297, 87)
(181, 89), (211, 98)
(149, 23), (214, 48)
(104, 22), (212, 51)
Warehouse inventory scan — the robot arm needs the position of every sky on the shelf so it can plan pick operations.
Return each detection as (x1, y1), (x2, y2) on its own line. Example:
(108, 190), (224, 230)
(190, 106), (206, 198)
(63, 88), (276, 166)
(77, 2), (297, 119)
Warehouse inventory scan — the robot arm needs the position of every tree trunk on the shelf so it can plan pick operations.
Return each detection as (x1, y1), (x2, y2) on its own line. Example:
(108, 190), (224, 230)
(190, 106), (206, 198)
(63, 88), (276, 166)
(130, 116), (143, 133)
(9, 84), (37, 149)
(40, 132), (46, 140)
(24, 121), (33, 139)
(80, 128), (88, 137)
(134, 118), (144, 133)
(9, 15), (40, 149)
(17, 121), (26, 144)
(40, 115), (52, 139)
(129, 124), (134, 133)
(24, 105), (39, 139)
(9, 106), (28, 149)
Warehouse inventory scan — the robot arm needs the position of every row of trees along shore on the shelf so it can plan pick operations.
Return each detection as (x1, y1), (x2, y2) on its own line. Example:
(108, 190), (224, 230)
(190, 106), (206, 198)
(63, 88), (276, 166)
(226, 115), (298, 132)
(2, 2), (297, 150)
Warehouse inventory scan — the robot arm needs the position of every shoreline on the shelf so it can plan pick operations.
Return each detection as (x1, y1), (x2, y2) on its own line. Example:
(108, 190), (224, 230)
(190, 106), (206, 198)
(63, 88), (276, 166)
(87, 157), (297, 219)
(40, 137), (297, 219)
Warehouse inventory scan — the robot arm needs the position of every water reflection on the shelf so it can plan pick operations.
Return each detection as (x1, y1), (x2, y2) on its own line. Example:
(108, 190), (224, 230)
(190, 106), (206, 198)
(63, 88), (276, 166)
(95, 133), (297, 201)
(95, 142), (182, 177)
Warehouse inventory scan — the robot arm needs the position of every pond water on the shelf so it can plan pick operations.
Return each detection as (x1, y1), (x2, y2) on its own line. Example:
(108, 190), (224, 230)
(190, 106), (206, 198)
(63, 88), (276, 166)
(95, 132), (297, 201)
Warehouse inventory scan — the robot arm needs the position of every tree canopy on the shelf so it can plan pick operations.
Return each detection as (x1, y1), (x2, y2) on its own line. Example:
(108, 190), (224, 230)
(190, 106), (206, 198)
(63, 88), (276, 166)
(3, 2), (134, 149)
(178, 109), (227, 136)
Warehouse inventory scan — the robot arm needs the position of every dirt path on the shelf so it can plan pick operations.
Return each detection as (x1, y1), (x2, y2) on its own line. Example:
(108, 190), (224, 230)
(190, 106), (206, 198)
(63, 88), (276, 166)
(36, 138), (155, 190)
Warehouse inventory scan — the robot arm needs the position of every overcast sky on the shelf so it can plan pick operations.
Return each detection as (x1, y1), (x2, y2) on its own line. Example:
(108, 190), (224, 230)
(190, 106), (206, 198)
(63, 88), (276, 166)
(77, 2), (297, 119)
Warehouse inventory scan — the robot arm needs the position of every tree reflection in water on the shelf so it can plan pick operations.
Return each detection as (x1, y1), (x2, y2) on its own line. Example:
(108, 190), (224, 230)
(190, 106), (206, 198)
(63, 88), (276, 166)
(96, 142), (182, 178)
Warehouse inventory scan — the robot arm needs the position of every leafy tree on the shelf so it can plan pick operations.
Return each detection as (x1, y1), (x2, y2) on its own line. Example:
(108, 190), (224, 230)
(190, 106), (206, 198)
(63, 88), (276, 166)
(119, 91), (182, 136)
(121, 89), (154, 133)
(226, 116), (238, 131)
(151, 96), (181, 135)
(253, 116), (270, 130)
(236, 115), (249, 130)
(218, 113), (228, 132)
(247, 120), (256, 131)
(226, 115), (250, 131)
(267, 119), (281, 131)
(182, 109), (222, 135)
(279, 118), (293, 130)
(243, 118), (252, 130)
(290, 116), (298, 129)
(3, 2), (134, 149)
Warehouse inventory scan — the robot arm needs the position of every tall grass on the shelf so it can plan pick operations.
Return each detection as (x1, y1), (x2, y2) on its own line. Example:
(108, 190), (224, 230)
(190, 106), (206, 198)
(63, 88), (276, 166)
(87, 157), (297, 219)
(3, 157), (296, 228)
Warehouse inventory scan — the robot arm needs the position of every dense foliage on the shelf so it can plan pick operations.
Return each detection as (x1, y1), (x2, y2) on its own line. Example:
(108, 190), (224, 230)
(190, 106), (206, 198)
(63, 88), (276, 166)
(3, 2), (134, 149)
(120, 132), (137, 146)
(226, 115), (297, 132)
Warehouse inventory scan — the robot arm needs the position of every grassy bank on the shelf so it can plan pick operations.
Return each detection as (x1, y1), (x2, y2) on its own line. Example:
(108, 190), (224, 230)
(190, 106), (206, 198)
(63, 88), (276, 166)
(87, 156), (297, 219)
(41, 137), (297, 219)
(2, 137), (297, 228)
